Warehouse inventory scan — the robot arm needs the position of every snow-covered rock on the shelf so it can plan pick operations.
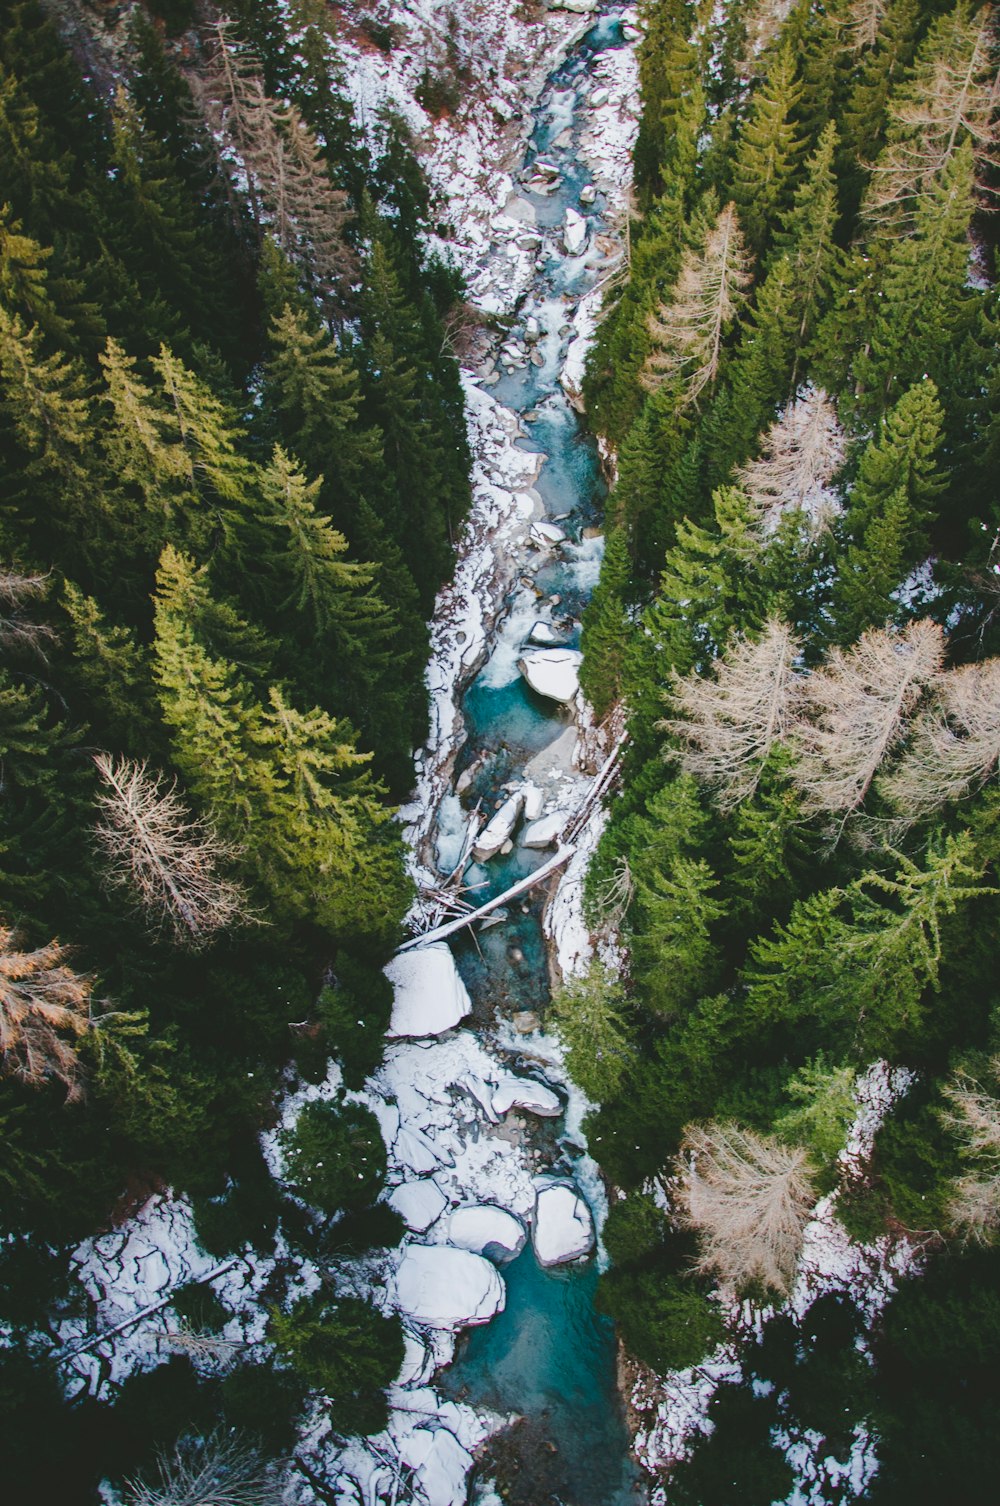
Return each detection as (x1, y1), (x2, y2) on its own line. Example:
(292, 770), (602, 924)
(563, 207), (588, 255)
(526, 620), (565, 648)
(397, 1427), (474, 1506)
(531, 519), (567, 547)
(397, 1331), (435, 1388)
(520, 810), (569, 849)
(447, 1205), (527, 1263)
(492, 1076), (562, 1118)
(517, 648), (583, 704)
(522, 782), (545, 822)
(389, 1180), (449, 1233)
(532, 1182), (595, 1266)
(392, 1245), (506, 1329)
(549, 0), (597, 12)
(385, 944), (472, 1039)
(471, 791), (525, 861)
(580, 183), (598, 204)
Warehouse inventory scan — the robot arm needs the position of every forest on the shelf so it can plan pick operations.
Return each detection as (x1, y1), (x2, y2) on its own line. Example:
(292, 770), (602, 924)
(568, 0), (1000, 1498)
(0, 0), (472, 1496)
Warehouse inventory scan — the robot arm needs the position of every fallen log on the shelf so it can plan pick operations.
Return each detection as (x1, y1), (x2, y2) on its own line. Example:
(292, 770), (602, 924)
(396, 845), (574, 951)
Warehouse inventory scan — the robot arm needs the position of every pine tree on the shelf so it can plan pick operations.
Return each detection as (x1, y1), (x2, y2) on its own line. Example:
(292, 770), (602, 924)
(632, 0), (700, 205)
(790, 618), (944, 816)
(633, 855), (726, 1016)
(854, 144), (979, 418)
(642, 202), (753, 406)
(771, 121), (843, 385)
(662, 617), (802, 810)
(0, 305), (90, 494)
(579, 526), (633, 718)
(730, 42), (806, 254)
(861, 2), (1000, 232)
(61, 582), (158, 754)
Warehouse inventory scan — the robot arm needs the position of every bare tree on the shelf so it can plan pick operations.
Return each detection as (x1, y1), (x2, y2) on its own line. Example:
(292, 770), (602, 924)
(0, 567), (57, 659)
(791, 619), (944, 816)
(124, 1429), (285, 1506)
(93, 753), (254, 949)
(862, 6), (1000, 228)
(676, 1121), (816, 1294)
(879, 657), (1000, 821)
(942, 1058), (1000, 1245)
(663, 618), (802, 810)
(0, 926), (91, 1099)
(846, 0), (890, 51)
(735, 386), (846, 538)
(642, 202), (753, 405)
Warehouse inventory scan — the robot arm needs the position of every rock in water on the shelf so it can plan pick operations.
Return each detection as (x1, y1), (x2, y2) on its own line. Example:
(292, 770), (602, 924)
(531, 519), (567, 548)
(532, 1182), (595, 1266)
(522, 782), (545, 821)
(392, 1244), (505, 1328)
(397, 1428), (474, 1506)
(563, 207), (588, 256)
(388, 1179), (449, 1233)
(471, 790), (525, 861)
(526, 620), (565, 648)
(447, 1205), (527, 1263)
(580, 183), (598, 205)
(520, 810), (569, 850)
(384, 944), (472, 1038)
(517, 648), (583, 705)
(492, 1076), (563, 1117)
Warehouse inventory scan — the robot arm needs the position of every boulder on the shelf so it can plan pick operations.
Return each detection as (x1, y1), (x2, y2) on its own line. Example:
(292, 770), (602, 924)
(588, 87), (610, 107)
(397, 1332), (434, 1387)
(517, 648), (583, 705)
(388, 1180), (448, 1233)
(526, 620), (565, 648)
(522, 783), (545, 822)
(447, 1205), (527, 1263)
(520, 810), (569, 850)
(471, 791), (525, 861)
(532, 1182), (595, 1266)
(563, 208), (588, 256)
(396, 1428), (474, 1506)
(513, 1010), (541, 1034)
(531, 519), (567, 548)
(493, 1076), (562, 1118)
(580, 184), (598, 205)
(392, 1245), (505, 1329)
(385, 944), (471, 1039)
(548, 0), (597, 11)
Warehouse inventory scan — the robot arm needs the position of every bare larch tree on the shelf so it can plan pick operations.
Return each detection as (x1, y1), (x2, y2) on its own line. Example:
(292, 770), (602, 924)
(642, 202), (753, 405)
(0, 567), (57, 659)
(676, 1121), (816, 1295)
(942, 1057), (1000, 1245)
(124, 1428), (285, 1506)
(879, 656), (1000, 821)
(791, 618), (945, 815)
(0, 926), (92, 1099)
(662, 617), (802, 810)
(93, 753), (253, 949)
(735, 385), (846, 537)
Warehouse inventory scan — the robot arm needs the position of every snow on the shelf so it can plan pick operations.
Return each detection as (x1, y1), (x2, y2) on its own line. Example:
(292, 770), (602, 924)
(526, 619), (565, 647)
(520, 809), (570, 849)
(563, 206), (589, 255)
(389, 1180), (450, 1233)
(471, 790), (525, 861)
(446, 1206), (527, 1262)
(532, 1181), (596, 1265)
(517, 647), (584, 704)
(391, 1244), (506, 1329)
(397, 1427), (475, 1506)
(492, 1075), (563, 1117)
(385, 943), (472, 1038)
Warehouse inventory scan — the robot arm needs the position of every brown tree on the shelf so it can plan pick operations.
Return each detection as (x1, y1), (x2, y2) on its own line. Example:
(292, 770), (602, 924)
(676, 1121), (816, 1294)
(93, 753), (254, 949)
(642, 202), (753, 405)
(0, 926), (91, 1099)
(663, 617), (802, 810)
(124, 1429), (285, 1506)
(735, 385), (845, 537)
(942, 1058), (1000, 1245)
(0, 567), (56, 659)
(879, 657), (1000, 821)
(791, 618), (944, 816)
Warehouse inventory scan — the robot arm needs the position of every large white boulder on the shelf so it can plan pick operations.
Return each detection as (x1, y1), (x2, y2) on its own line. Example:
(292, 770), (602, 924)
(392, 1244), (505, 1329)
(388, 1180), (448, 1233)
(563, 207), (588, 256)
(522, 782), (545, 822)
(532, 1182), (595, 1267)
(531, 519), (567, 548)
(520, 810), (569, 850)
(396, 1427), (474, 1506)
(447, 1205), (527, 1263)
(385, 944), (471, 1038)
(471, 791), (525, 861)
(526, 620), (565, 648)
(492, 1076), (562, 1118)
(517, 648), (583, 705)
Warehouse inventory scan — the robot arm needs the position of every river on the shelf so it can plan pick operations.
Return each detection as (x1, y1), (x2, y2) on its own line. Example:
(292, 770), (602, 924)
(427, 11), (646, 1504)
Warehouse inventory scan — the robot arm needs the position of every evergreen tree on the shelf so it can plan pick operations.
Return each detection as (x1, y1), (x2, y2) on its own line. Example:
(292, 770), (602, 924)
(579, 526), (633, 718)
(729, 43), (806, 255)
